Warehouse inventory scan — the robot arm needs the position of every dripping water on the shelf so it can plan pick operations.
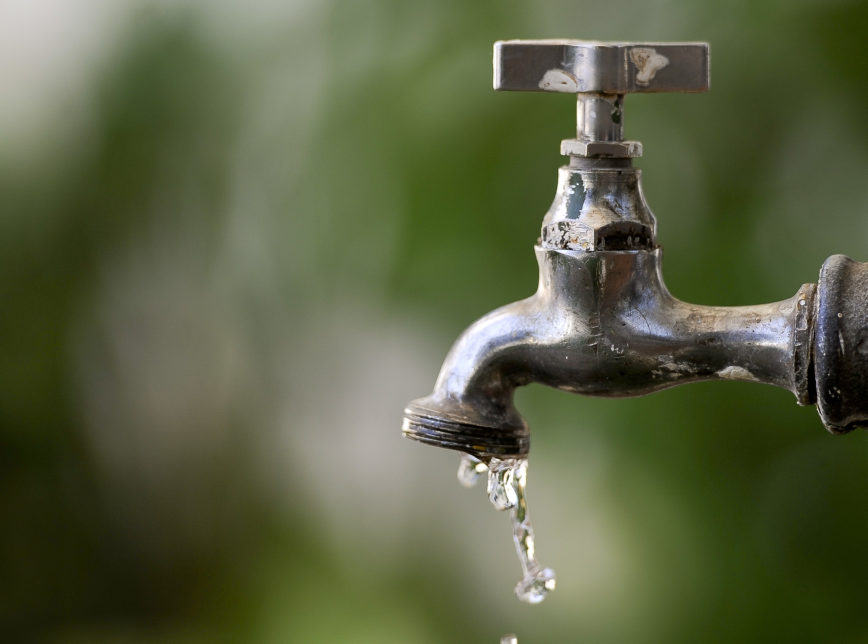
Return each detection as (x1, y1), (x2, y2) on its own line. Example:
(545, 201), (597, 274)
(457, 453), (556, 604)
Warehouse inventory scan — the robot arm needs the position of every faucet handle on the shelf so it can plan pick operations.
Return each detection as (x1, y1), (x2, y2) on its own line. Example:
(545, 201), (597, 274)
(493, 40), (709, 157)
(494, 40), (709, 94)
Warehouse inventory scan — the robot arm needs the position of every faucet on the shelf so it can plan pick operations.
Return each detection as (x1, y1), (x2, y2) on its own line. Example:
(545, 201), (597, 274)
(403, 40), (868, 462)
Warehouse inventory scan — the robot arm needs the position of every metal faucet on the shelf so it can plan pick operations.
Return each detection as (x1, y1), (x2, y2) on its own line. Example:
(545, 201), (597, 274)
(403, 40), (868, 461)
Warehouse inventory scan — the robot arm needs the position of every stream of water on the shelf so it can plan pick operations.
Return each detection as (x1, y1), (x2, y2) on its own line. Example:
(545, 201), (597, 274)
(457, 453), (556, 604)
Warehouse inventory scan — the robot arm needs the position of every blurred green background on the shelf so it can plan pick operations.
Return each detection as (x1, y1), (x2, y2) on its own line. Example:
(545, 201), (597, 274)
(2, 1), (868, 642)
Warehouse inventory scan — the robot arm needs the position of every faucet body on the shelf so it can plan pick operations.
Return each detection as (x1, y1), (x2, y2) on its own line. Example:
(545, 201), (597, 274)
(402, 40), (868, 461)
(404, 163), (815, 459)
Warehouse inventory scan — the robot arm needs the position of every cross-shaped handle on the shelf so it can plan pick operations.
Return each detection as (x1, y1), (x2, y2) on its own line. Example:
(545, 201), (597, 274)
(494, 40), (710, 156)
(494, 40), (709, 94)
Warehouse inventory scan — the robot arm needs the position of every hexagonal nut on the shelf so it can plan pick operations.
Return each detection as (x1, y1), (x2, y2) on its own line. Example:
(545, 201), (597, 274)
(560, 139), (643, 158)
(541, 220), (654, 251)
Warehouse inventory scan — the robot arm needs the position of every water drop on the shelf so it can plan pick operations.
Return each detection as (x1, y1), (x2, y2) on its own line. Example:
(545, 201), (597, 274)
(514, 565), (557, 604)
(457, 453), (488, 488)
(487, 458), (520, 510)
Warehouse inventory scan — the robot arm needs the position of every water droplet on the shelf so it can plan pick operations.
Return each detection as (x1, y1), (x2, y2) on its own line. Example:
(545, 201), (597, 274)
(487, 458), (520, 510)
(457, 453), (487, 488)
(514, 566), (557, 604)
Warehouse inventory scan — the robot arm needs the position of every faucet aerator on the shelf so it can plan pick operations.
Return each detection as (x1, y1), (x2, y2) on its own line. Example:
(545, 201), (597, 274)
(403, 397), (530, 461)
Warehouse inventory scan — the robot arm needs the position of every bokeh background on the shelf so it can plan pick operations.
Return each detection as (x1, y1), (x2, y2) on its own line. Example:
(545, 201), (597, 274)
(3, 1), (868, 642)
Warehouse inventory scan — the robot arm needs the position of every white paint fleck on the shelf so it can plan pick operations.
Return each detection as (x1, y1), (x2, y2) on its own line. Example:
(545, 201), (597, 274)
(539, 68), (579, 93)
(717, 366), (760, 382)
(629, 47), (669, 86)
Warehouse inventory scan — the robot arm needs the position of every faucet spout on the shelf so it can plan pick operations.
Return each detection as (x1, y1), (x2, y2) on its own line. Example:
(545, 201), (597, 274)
(403, 247), (816, 461)
(401, 298), (539, 460)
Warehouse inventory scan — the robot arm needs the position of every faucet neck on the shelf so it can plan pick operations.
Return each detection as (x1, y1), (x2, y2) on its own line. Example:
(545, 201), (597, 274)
(560, 94), (643, 159)
(540, 161), (657, 252)
(576, 93), (625, 142)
